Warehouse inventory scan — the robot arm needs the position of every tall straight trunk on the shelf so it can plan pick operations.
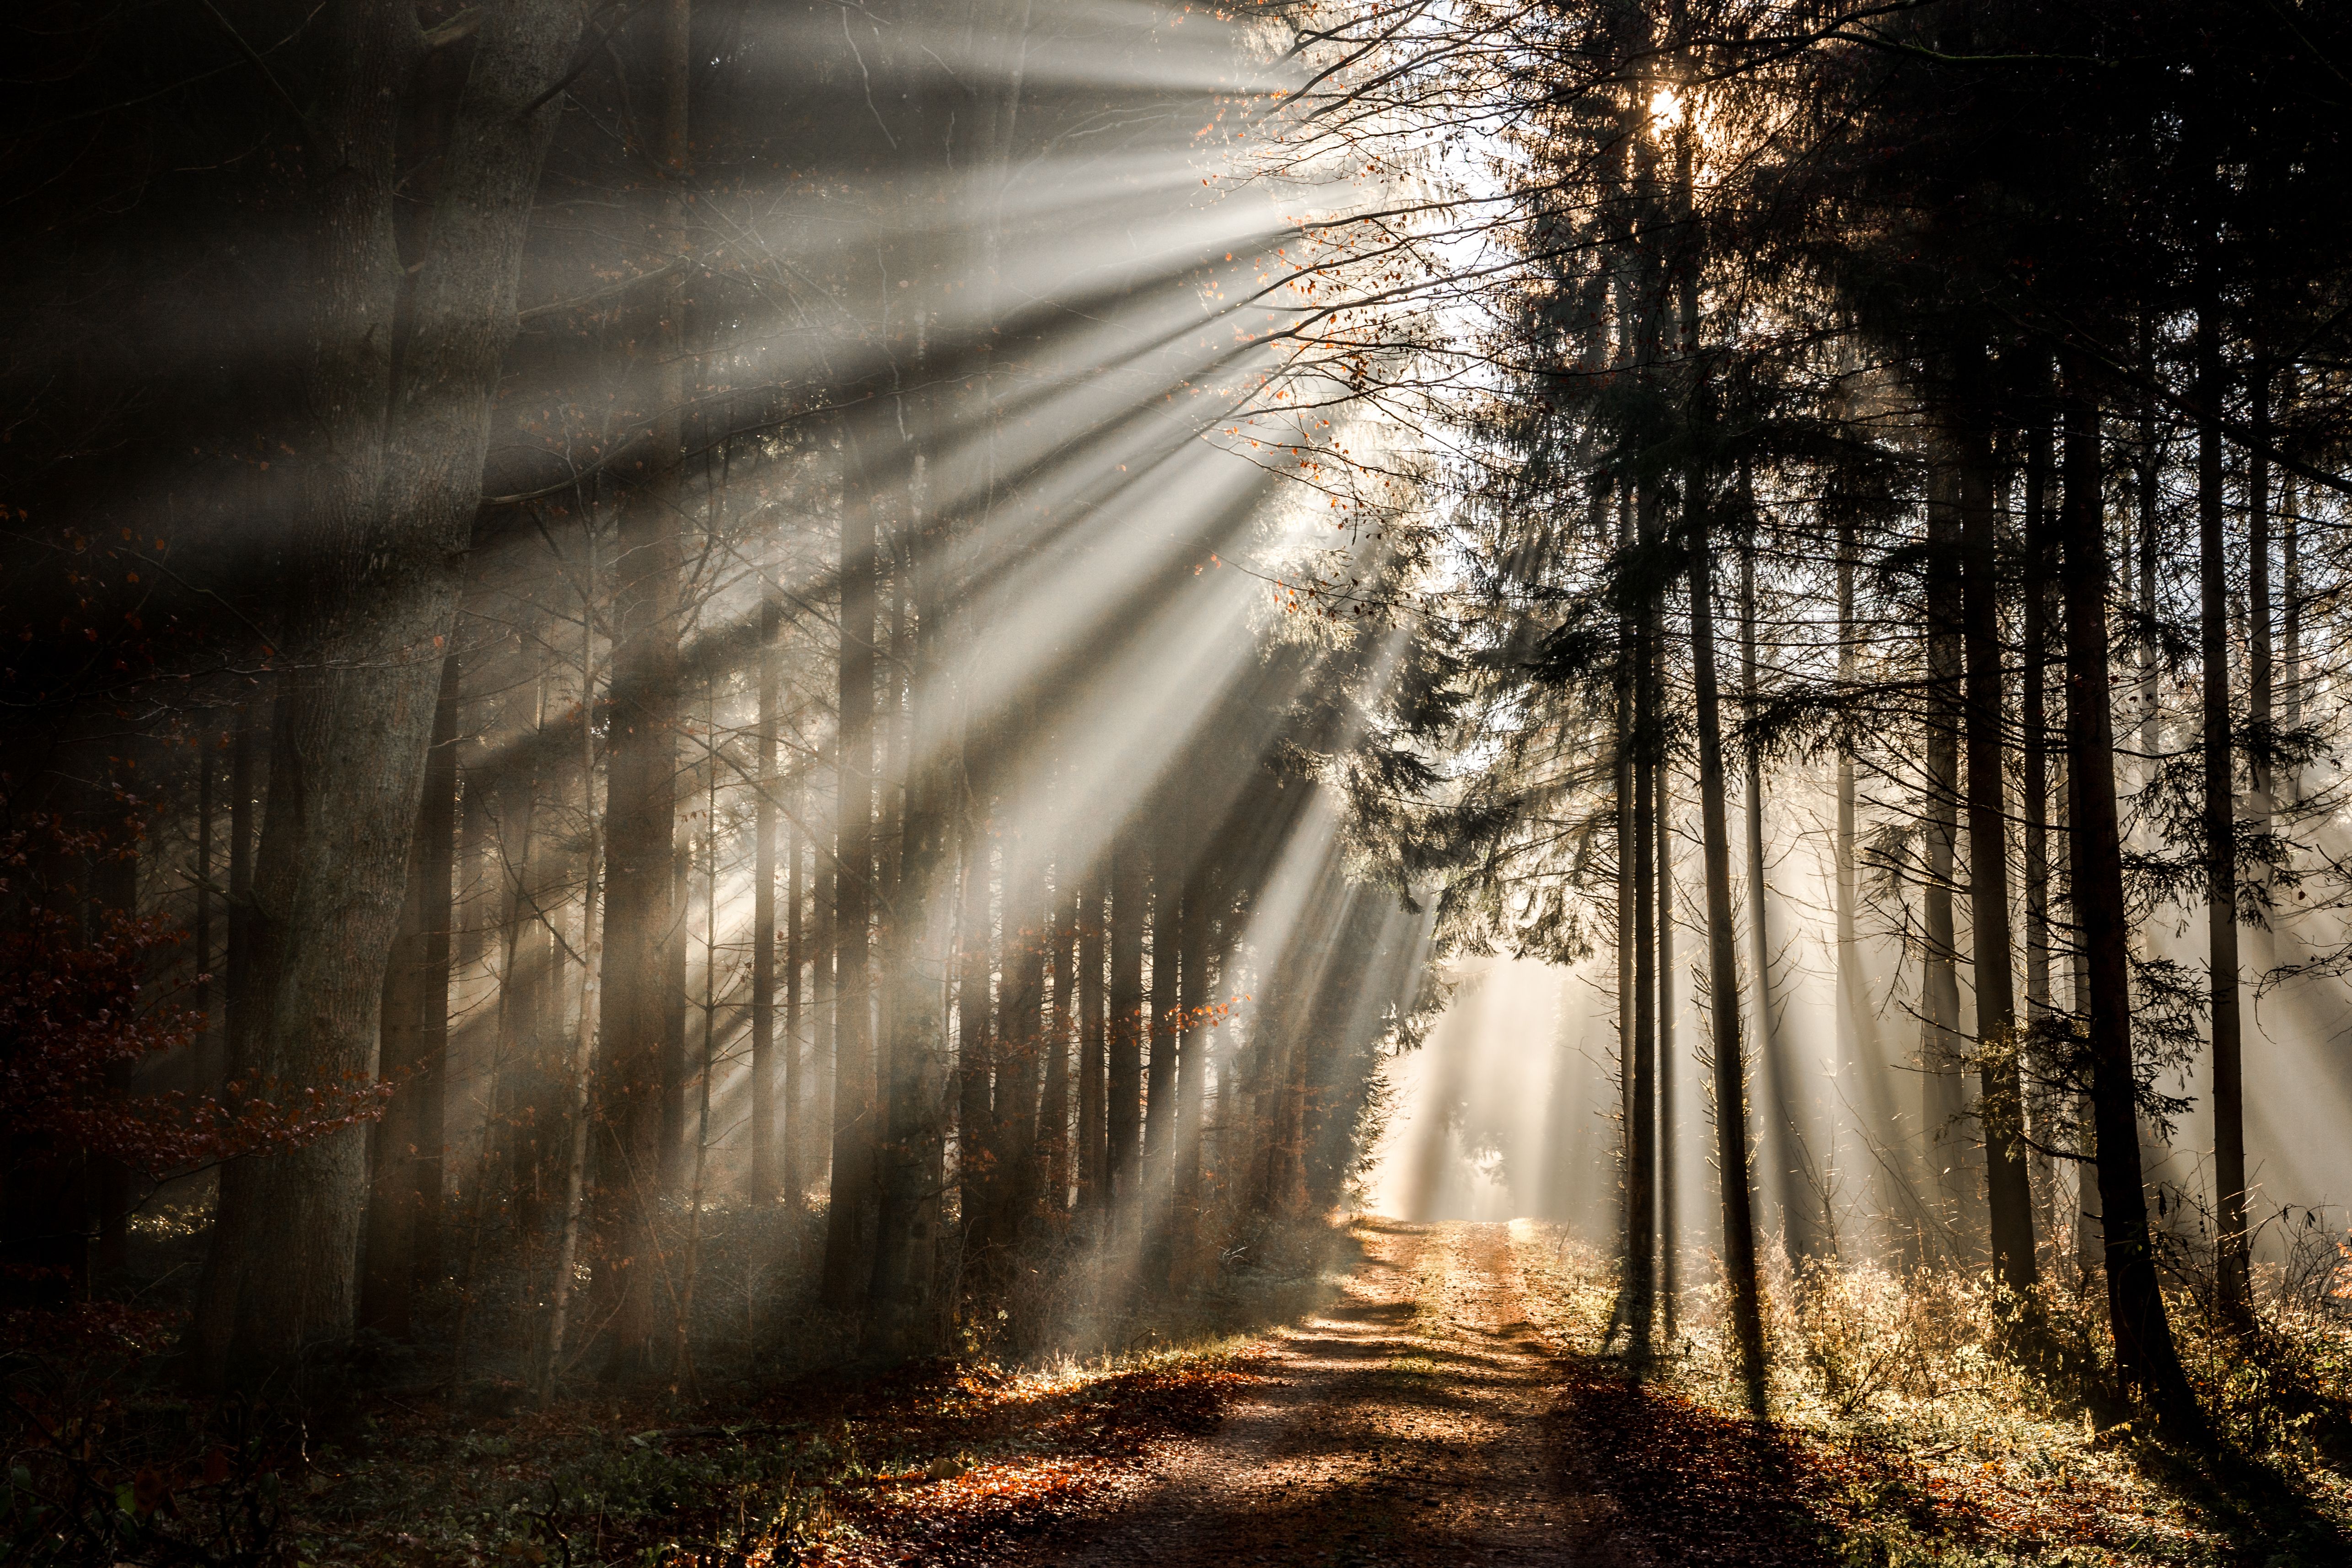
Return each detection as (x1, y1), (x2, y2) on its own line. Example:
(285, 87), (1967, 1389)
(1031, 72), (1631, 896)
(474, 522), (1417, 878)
(361, 651), (462, 1337)
(868, 506), (951, 1359)
(1688, 511), (1768, 1418)
(1077, 876), (1107, 1211)
(1741, 540), (1817, 1262)
(661, 813), (692, 1192)
(822, 476), (881, 1309)
(2021, 398), (2061, 1246)
(1042, 881), (1076, 1212)
(2060, 356), (2201, 1429)
(1921, 461), (1968, 1251)
(1834, 518), (1892, 1246)
(1960, 424), (2035, 1294)
(1625, 623), (1658, 1360)
(2250, 364), (2275, 864)
(193, 736), (216, 1094)
(1144, 833), (1179, 1213)
(1108, 832), (1145, 1224)
(2196, 280), (2250, 1319)
(954, 778), (995, 1251)
(593, 0), (690, 1380)
(540, 561), (603, 1401)
(750, 586), (782, 1203)
(811, 768), (837, 1194)
(784, 796), (805, 1204)
(2284, 469), (2302, 804)
(1170, 875), (1210, 1289)
(224, 688), (264, 1085)
(1656, 752), (1678, 1332)
(2138, 320), (2162, 777)
(1612, 482), (1641, 1345)
(990, 803), (1048, 1243)
(191, 0), (582, 1386)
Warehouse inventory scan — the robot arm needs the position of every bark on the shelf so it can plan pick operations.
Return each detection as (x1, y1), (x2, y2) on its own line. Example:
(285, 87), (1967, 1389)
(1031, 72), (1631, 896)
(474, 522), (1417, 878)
(750, 586), (782, 1203)
(360, 651), (461, 1337)
(954, 769), (995, 1253)
(2021, 398), (2061, 1245)
(868, 481), (953, 1361)
(1689, 512), (1768, 1419)
(1655, 751), (1679, 1332)
(1625, 611), (1658, 1360)
(1041, 881), (1076, 1213)
(2196, 280), (2250, 1320)
(1741, 540), (1818, 1262)
(191, 0), (581, 1387)
(820, 476), (880, 1310)
(2060, 356), (2202, 1430)
(1077, 875), (1107, 1211)
(595, 0), (692, 1381)
(1108, 832), (1145, 1226)
(784, 794), (805, 1204)
(1960, 429), (2035, 1294)
(1921, 461), (1968, 1251)
(1144, 833), (1178, 1218)
(1169, 873), (1210, 1290)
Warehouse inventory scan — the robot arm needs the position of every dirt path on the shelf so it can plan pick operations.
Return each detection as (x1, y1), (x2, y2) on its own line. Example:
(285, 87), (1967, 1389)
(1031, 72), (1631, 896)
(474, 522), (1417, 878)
(1011, 1219), (1635, 1566)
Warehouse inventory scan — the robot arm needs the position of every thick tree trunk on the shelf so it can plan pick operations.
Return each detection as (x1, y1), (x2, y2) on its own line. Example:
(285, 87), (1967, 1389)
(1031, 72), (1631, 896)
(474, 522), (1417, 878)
(1921, 461), (1968, 1253)
(1688, 514), (1768, 1419)
(191, 0), (580, 1387)
(1624, 609), (1657, 1360)
(2202, 301), (2250, 1320)
(591, 0), (693, 1382)
(2060, 357), (2201, 1430)
(1960, 432), (2035, 1294)
(361, 652), (461, 1337)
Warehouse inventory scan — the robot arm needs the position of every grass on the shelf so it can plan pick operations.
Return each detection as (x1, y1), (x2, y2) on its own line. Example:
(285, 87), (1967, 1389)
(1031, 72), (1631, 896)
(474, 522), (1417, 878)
(1507, 1219), (2352, 1566)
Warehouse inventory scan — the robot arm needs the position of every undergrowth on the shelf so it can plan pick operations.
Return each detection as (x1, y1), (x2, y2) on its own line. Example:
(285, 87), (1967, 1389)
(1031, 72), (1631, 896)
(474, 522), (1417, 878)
(1509, 1219), (2352, 1566)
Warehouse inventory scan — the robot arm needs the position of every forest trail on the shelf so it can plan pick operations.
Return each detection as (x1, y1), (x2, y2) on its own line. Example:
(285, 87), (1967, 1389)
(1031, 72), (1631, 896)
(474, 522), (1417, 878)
(1011, 1219), (1635, 1566)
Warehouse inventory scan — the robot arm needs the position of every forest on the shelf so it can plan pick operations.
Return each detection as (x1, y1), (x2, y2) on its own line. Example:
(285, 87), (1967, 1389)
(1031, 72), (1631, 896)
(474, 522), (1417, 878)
(5, 0), (2352, 1563)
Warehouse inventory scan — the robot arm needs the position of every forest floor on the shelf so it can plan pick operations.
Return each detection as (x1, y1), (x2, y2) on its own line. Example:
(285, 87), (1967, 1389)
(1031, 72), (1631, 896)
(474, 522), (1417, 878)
(43, 1218), (2352, 1565)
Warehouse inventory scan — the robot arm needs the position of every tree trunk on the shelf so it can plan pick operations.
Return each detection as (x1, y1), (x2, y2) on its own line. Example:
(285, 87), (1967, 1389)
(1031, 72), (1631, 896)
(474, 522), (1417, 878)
(1656, 746), (1679, 1332)
(1078, 875), (1107, 1212)
(190, 0), (580, 1387)
(2021, 395), (2061, 1246)
(1108, 832), (1145, 1228)
(1042, 881), (1076, 1214)
(1624, 605), (1657, 1360)
(1688, 512), (1768, 1419)
(361, 652), (462, 1337)
(784, 791), (805, 1206)
(2204, 315), (2253, 1321)
(868, 471), (953, 1361)
(1960, 427), (2035, 1295)
(750, 586), (782, 1204)
(1741, 539), (1817, 1263)
(2059, 355), (2202, 1430)
(1922, 460), (1968, 1254)
(820, 473), (880, 1310)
